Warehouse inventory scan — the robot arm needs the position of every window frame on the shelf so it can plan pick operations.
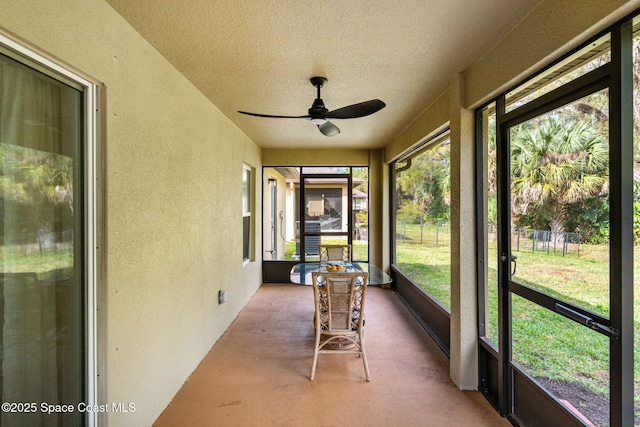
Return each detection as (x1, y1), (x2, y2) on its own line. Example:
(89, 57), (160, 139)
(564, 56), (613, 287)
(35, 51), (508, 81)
(242, 163), (255, 264)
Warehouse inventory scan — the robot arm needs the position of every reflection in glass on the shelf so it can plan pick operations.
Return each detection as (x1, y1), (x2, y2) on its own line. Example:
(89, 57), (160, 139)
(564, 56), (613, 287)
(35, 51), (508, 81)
(1, 53), (84, 425)
(511, 295), (610, 426)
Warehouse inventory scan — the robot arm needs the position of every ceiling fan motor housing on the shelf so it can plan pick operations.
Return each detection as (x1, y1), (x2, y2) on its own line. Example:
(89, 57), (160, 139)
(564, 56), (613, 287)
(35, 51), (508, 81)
(309, 77), (329, 116)
(309, 98), (328, 116)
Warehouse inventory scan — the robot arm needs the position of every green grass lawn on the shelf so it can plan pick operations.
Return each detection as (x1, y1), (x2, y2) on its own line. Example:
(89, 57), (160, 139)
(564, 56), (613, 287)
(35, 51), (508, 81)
(2, 243), (73, 274)
(5, 226), (638, 416)
(395, 221), (640, 410)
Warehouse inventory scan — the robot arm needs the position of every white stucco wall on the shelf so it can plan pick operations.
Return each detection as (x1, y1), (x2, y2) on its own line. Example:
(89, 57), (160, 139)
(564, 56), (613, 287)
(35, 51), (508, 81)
(0, 0), (262, 425)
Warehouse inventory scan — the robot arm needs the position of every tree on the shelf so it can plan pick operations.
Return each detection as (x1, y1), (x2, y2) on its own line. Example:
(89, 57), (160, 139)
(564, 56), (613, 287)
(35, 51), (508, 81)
(0, 143), (74, 241)
(510, 116), (608, 239)
(395, 140), (451, 223)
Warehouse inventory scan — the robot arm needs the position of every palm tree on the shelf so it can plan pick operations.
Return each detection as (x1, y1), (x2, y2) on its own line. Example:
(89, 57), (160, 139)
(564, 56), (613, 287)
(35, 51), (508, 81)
(0, 143), (74, 238)
(510, 116), (609, 239)
(1, 143), (73, 203)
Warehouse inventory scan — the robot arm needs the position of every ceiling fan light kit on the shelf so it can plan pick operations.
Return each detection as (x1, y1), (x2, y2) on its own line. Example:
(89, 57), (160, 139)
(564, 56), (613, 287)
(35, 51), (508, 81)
(238, 76), (385, 137)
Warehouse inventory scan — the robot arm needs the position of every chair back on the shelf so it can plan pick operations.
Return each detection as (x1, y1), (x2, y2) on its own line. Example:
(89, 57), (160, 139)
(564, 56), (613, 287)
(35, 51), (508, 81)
(310, 270), (370, 381)
(319, 244), (352, 263)
(312, 271), (367, 334)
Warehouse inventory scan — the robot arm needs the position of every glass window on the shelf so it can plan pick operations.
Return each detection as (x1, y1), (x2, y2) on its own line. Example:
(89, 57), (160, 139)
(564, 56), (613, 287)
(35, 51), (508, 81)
(393, 132), (451, 310)
(0, 51), (86, 425)
(242, 164), (253, 262)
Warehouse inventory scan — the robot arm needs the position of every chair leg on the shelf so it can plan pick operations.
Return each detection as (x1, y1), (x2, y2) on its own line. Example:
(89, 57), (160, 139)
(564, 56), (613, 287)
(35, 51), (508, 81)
(310, 328), (321, 380)
(360, 330), (370, 381)
(361, 350), (370, 381)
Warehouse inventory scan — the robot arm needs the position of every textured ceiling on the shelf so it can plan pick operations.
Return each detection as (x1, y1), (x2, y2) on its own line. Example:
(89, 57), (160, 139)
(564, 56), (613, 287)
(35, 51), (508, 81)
(104, 0), (541, 149)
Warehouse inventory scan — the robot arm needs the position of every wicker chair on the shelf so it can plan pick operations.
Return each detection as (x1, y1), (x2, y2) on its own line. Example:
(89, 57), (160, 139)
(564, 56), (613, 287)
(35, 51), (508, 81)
(319, 244), (352, 263)
(310, 271), (370, 381)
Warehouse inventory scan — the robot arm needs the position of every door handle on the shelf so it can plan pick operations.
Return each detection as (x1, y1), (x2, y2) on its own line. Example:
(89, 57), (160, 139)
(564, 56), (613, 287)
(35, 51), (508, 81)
(500, 254), (517, 275)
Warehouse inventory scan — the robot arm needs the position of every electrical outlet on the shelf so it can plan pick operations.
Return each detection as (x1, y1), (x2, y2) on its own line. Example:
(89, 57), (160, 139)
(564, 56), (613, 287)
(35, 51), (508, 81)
(218, 290), (227, 304)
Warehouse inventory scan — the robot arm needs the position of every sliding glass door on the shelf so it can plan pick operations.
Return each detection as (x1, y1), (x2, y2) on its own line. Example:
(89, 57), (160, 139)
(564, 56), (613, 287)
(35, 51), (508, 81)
(0, 38), (98, 426)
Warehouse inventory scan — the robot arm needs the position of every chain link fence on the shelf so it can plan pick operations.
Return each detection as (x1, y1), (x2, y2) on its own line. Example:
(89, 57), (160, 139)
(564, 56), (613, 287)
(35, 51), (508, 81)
(488, 224), (581, 256)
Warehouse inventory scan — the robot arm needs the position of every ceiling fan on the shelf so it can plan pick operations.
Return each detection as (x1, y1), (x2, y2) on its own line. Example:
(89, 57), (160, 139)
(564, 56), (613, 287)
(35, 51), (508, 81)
(238, 77), (385, 137)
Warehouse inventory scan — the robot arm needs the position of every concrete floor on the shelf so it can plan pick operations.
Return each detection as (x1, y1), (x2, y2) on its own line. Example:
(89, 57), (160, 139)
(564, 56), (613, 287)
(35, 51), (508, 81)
(153, 284), (511, 427)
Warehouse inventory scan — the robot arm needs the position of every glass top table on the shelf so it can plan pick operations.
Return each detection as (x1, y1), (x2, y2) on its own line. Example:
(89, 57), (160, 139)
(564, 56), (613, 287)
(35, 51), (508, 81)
(290, 262), (392, 286)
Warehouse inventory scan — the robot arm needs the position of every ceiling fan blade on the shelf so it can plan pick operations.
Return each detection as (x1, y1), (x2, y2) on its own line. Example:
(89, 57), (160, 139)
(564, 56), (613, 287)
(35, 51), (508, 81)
(322, 99), (386, 119)
(317, 120), (340, 137)
(238, 77), (384, 138)
(238, 110), (310, 119)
